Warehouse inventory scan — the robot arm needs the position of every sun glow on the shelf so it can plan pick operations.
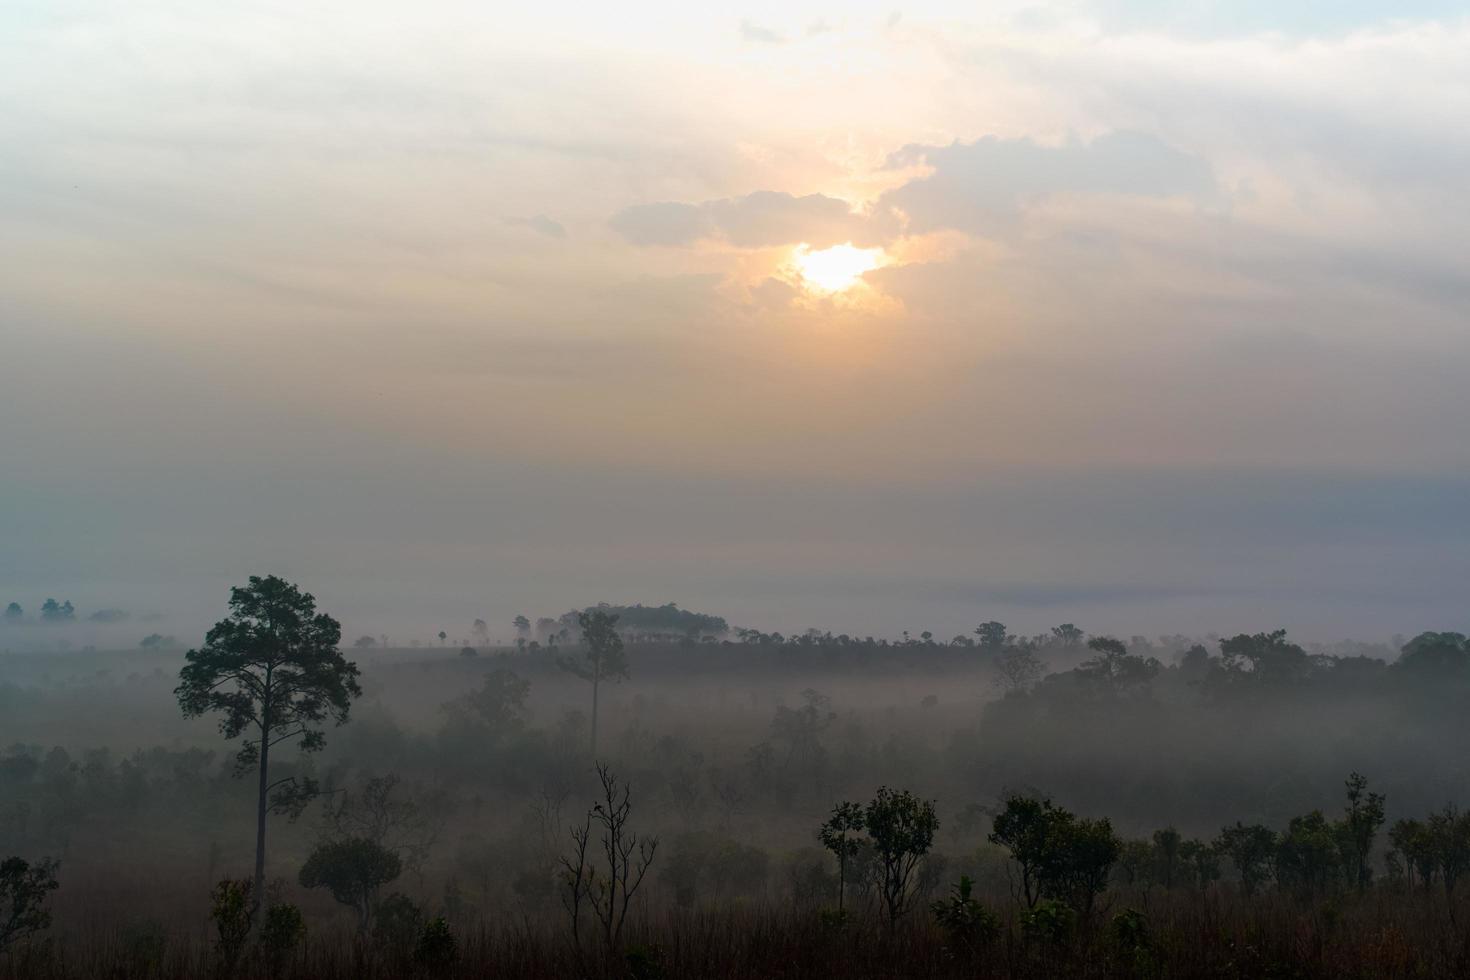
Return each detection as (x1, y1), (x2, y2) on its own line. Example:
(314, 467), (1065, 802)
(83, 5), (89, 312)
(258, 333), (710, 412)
(793, 242), (884, 293)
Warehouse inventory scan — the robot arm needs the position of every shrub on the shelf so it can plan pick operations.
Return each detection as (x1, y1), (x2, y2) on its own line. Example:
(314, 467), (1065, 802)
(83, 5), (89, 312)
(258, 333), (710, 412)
(208, 879), (253, 970)
(626, 943), (667, 980)
(258, 903), (306, 973)
(931, 876), (1000, 956)
(372, 893), (424, 956)
(1020, 898), (1075, 945)
(414, 916), (458, 972)
(0, 857), (60, 953)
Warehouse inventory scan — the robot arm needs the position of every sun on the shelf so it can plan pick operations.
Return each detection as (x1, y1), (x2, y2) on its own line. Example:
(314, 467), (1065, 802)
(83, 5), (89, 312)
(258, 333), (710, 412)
(793, 242), (884, 293)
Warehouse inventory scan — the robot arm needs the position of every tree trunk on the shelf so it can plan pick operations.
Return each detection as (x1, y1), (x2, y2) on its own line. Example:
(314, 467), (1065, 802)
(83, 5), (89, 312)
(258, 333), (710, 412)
(253, 718), (270, 921)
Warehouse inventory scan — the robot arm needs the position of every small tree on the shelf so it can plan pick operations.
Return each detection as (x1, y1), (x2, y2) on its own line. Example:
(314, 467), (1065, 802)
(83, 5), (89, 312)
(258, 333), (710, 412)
(558, 611), (628, 758)
(298, 837), (402, 935)
(1215, 822), (1276, 896)
(258, 903), (306, 975)
(1178, 838), (1220, 892)
(1276, 811), (1341, 896)
(1151, 827), (1181, 889)
(931, 876), (999, 956)
(993, 647), (1046, 693)
(1045, 816), (1122, 914)
(818, 802), (864, 912)
(209, 879), (254, 970)
(1338, 771), (1385, 892)
(0, 857), (60, 953)
(990, 795), (1063, 907)
(864, 786), (939, 928)
(176, 576), (362, 914)
(1388, 818), (1436, 891)
(560, 765), (658, 951)
(974, 621), (1009, 653)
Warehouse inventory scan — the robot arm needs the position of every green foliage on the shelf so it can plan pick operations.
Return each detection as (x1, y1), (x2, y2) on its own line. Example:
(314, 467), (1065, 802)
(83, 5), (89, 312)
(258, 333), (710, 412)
(1106, 908), (1158, 976)
(1116, 839), (1156, 891)
(990, 795), (1062, 907)
(1215, 822), (1277, 895)
(209, 879), (254, 969)
(1338, 771), (1385, 891)
(1151, 827), (1181, 888)
(414, 916), (458, 972)
(1020, 898), (1075, 945)
(176, 576), (361, 770)
(1107, 907), (1149, 952)
(176, 575), (362, 906)
(991, 795), (1121, 913)
(298, 837), (402, 934)
(864, 786), (939, 927)
(930, 876), (1000, 955)
(371, 892), (423, 954)
(0, 856), (60, 953)
(1424, 805), (1470, 896)
(258, 903), (305, 972)
(1388, 817), (1437, 890)
(1275, 811), (1341, 896)
(624, 943), (667, 980)
(1178, 838), (1221, 890)
(818, 801), (864, 911)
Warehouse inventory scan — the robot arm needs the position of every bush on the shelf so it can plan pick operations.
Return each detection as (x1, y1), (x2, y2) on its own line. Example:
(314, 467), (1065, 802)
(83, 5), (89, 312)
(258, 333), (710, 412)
(208, 879), (253, 969)
(258, 903), (306, 972)
(0, 857), (60, 953)
(626, 943), (667, 980)
(931, 876), (1000, 955)
(372, 892), (424, 956)
(414, 916), (458, 972)
(1020, 898), (1075, 945)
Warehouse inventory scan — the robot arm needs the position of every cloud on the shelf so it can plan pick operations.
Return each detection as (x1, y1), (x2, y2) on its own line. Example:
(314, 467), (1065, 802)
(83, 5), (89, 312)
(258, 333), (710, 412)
(504, 214), (567, 238)
(740, 20), (784, 44)
(611, 190), (867, 248)
(881, 131), (1217, 236)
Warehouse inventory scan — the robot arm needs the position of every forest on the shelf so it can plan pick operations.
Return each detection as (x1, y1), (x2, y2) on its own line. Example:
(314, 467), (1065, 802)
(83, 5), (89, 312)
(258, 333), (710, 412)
(3, 577), (1470, 978)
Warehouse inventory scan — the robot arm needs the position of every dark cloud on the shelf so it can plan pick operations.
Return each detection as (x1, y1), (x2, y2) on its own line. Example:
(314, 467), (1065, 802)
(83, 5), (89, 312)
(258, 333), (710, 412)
(881, 131), (1216, 236)
(611, 190), (867, 248)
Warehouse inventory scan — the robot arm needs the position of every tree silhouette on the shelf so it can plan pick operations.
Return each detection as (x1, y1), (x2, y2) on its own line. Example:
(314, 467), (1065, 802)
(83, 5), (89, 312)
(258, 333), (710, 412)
(0, 857), (60, 952)
(175, 575), (361, 919)
(558, 610), (627, 758)
(973, 621), (1009, 653)
(865, 786), (938, 928)
(818, 801), (865, 912)
(298, 837), (401, 935)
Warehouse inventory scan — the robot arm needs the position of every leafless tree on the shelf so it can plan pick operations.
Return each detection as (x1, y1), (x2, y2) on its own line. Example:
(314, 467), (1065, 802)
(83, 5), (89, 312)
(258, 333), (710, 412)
(558, 764), (658, 953)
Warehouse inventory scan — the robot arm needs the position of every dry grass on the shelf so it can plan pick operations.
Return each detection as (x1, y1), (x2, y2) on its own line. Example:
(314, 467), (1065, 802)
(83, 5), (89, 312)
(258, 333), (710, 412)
(6, 887), (1470, 979)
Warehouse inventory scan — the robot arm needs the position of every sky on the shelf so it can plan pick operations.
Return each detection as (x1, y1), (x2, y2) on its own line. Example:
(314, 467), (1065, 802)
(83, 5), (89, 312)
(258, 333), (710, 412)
(2, 2), (1469, 645)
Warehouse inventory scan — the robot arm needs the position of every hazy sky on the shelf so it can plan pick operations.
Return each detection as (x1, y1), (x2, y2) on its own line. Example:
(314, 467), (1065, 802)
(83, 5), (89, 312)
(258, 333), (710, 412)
(3, 2), (1469, 643)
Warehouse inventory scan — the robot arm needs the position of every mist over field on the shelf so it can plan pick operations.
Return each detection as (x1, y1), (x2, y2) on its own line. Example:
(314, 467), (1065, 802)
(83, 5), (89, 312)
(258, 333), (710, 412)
(4, 1), (1470, 978)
